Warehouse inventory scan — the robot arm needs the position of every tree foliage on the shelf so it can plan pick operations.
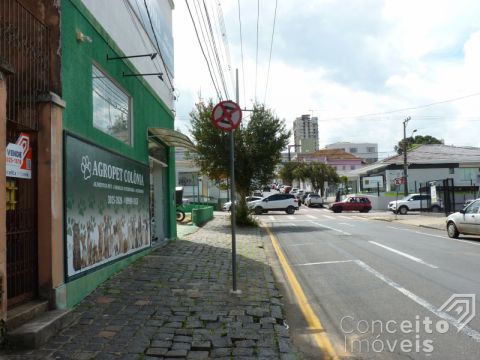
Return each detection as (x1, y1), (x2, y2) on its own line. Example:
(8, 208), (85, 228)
(296, 163), (340, 195)
(188, 101), (290, 224)
(279, 162), (301, 185)
(395, 135), (443, 155)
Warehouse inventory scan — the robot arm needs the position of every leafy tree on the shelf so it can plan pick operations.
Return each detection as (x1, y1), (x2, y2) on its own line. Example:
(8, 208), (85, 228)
(286, 162), (340, 196)
(395, 135), (443, 155)
(188, 101), (290, 225)
(279, 162), (301, 185)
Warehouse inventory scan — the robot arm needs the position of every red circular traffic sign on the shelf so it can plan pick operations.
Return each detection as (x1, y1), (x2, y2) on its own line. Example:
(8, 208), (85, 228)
(211, 100), (242, 131)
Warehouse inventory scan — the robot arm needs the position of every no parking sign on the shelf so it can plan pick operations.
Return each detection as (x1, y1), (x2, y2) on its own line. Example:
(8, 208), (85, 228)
(211, 100), (242, 131)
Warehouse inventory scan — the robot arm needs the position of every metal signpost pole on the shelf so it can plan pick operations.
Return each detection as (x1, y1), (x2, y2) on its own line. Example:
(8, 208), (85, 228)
(210, 74), (243, 295)
(230, 69), (240, 294)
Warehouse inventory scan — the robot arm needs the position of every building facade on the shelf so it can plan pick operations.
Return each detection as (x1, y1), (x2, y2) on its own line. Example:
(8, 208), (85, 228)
(326, 142), (378, 164)
(293, 114), (319, 153)
(0, 0), (186, 327)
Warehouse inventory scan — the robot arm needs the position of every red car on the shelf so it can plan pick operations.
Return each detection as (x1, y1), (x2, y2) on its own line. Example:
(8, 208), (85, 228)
(329, 196), (371, 213)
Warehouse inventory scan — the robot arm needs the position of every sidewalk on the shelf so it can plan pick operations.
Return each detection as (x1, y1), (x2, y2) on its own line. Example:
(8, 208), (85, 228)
(366, 212), (447, 231)
(2, 215), (298, 360)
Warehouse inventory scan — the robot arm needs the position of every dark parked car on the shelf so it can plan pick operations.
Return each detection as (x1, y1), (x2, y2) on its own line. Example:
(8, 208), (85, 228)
(329, 196), (372, 213)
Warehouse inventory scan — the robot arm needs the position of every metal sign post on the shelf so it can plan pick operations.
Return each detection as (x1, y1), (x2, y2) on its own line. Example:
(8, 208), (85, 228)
(211, 92), (242, 294)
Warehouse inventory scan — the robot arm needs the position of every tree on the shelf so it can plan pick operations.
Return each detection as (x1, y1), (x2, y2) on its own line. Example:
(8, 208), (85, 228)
(291, 163), (340, 195)
(279, 162), (301, 186)
(188, 101), (290, 225)
(395, 135), (443, 155)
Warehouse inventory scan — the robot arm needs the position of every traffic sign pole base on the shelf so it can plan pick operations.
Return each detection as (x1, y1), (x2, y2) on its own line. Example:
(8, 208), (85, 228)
(230, 289), (242, 296)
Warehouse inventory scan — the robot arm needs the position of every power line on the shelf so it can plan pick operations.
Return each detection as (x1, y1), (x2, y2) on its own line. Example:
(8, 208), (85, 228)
(142, 0), (174, 91)
(202, 0), (230, 99)
(320, 91), (480, 121)
(214, 1), (235, 94)
(263, 0), (278, 105)
(254, 0), (260, 102)
(184, 0), (222, 100)
(237, 0), (246, 106)
(192, 0), (223, 99)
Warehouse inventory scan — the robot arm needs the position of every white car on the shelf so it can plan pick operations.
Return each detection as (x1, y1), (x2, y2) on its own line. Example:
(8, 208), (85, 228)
(248, 193), (299, 215)
(222, 196), (262, 211)
(304, 194), (323, 207)
(388, 194), (441, 215)
(446, 199), (480, 238)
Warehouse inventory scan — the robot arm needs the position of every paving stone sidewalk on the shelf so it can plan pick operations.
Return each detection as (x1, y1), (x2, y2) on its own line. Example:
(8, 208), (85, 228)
(2, 216), (299, 360)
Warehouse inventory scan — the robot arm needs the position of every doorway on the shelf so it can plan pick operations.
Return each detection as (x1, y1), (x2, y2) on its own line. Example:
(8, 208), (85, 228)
(150, 158), (168, 245)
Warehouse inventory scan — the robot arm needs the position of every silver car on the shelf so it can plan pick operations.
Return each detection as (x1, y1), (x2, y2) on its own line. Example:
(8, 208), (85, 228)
(446, 199), (480, 238)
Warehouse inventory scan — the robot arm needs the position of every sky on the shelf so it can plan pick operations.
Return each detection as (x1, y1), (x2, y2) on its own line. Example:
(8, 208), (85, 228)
(172, 0), (480, 159)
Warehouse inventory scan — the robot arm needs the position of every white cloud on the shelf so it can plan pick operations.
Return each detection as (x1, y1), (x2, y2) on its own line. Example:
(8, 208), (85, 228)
(173, 0), (480, 155)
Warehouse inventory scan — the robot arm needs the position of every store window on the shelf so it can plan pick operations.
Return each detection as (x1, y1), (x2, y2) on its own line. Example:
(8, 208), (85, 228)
(92, 64), (131, 144)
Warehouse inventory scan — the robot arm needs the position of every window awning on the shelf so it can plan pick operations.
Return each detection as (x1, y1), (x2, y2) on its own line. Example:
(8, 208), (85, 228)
(148, 128), (197, 152)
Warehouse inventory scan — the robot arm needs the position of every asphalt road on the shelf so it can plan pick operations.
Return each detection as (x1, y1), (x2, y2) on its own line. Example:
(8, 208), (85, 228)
(259, 205), (480, 360)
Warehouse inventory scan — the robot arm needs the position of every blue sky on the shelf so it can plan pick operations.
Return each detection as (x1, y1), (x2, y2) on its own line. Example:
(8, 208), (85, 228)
(173, 0), (480, 158)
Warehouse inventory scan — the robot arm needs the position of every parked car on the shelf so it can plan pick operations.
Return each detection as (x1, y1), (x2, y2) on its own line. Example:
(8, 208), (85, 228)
(248, 193), (299, 215)
(304, 194), (323, 207)
(464, 198), (480, 208)
(222, 196), (262, 211)
(388, 194), (441, 215)
(446, 199), (480, 238)
(329, 196), (371, 213)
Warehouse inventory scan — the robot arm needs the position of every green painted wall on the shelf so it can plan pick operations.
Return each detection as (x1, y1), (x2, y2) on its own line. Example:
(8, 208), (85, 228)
(59, 0), (177, 307)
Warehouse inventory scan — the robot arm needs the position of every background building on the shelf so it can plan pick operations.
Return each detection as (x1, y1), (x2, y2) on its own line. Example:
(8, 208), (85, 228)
(326, 142), (378, 164)
(293, 114), (319, 153)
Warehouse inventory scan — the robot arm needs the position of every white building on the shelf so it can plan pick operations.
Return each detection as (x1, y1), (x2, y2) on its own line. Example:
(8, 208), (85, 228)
(293, 114), (319, 152)
(326, 142), (378, 164)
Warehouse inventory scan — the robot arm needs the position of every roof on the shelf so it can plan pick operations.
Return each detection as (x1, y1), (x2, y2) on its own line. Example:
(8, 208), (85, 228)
(148, 128), (197, 152)
(297, 148), (363, 161)
(346, 144), (480, 178)
(384, 144), (480, 165)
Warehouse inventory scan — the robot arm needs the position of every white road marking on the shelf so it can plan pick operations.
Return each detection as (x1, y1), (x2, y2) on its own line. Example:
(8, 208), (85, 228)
(311, 222), (351, 235)
(269, 216), (275, 221)
(287, 216), (295, 220)
(306, 215), (317, 219)
(369, 241), (438, 269)
(339, 216), (350, 220)
(354, 260), (480, 342)
(322, 215), (335, 220)
(338, 222), (354, 227)
(296, 260), (354, 266)
(387, 226), (401, 229)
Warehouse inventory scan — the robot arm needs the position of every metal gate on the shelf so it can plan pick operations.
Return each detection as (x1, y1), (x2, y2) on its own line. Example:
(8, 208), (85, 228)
(419, 178), (456, 215)
(1, 0), (49, 307)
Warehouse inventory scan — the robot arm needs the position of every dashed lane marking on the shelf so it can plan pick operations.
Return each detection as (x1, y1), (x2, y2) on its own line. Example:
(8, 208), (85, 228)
(369, 241), (438, 269)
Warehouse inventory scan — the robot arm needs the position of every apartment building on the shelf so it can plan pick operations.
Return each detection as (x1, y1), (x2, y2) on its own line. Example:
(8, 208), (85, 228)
(326, 142), (378, 164)
(293, 114), (319, 152)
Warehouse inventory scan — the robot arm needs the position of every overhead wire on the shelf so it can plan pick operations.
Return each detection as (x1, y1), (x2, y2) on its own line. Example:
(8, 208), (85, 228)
(237, 0), (246, 106)
(263, 0), (278, 105)
(202, 0), (230, 99)
(142, 0), (175, 91)
(192, 0), (223, 99)
(214, 0), (235, 95)
(184, 0), (222, 100)
(254, 0), (260, 102)
(319, 91), (480, 121)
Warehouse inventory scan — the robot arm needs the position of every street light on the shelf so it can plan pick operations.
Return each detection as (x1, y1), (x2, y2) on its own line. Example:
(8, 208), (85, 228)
(402, 116), (412, 196)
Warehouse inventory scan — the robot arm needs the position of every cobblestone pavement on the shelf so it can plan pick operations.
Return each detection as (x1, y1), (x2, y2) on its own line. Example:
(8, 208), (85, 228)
(2, 216), (300, 360)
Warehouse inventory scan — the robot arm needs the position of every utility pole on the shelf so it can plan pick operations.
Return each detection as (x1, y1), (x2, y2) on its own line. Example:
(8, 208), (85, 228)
(403, 116), (411, 196)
